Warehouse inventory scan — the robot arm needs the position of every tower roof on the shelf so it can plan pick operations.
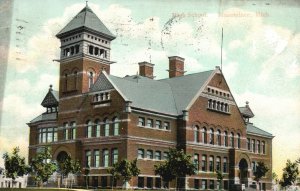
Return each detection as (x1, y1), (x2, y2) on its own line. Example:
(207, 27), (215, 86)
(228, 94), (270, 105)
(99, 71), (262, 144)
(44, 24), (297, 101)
(56, 4), (115, 40)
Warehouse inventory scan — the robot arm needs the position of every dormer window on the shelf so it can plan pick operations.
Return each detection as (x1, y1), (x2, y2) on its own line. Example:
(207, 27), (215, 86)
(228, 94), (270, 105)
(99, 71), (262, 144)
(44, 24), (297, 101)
(93, 92), (111, 103)
(207, 99), (230, 114)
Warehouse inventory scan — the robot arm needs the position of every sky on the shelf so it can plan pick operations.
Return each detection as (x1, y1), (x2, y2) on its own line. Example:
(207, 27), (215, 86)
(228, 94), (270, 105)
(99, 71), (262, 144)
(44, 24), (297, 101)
(0, 0), (299, 178)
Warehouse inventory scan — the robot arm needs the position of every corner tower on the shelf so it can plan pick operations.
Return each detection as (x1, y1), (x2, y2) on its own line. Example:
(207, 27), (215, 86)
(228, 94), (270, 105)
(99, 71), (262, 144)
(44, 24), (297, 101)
(56, 4), (115, 97)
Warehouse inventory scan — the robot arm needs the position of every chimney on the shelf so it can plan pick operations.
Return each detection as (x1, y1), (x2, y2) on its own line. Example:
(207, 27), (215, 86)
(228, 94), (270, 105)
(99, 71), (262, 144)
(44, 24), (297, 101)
(138, 61), (154, 79)
(168, 56), (185, 78)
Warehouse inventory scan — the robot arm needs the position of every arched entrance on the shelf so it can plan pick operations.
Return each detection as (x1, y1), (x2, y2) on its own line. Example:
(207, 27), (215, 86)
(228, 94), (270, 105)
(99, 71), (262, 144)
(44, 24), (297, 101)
(239, 158), (248, 187)
(57, 151), (69, 163)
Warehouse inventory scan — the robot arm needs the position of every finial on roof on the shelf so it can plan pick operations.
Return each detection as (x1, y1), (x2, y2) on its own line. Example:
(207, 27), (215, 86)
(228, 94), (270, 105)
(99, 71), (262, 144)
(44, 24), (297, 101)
(246, 101), (249, 107)
(49, 84), (53, 91)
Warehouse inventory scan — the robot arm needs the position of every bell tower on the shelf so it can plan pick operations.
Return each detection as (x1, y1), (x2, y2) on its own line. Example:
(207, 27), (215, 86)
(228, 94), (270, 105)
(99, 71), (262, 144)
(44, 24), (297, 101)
(56, 4), (115, 97)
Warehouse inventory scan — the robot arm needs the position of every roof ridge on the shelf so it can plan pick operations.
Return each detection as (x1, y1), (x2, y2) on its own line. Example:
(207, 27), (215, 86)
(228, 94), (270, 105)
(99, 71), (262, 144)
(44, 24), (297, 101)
(159, 69), (215, 81)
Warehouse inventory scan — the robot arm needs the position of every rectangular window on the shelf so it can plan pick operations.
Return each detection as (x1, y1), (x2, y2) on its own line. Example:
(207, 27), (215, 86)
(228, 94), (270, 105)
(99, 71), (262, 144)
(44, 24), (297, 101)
(209, 180), (214, 189)
(252, 139), (256, 153)
(147, 119), (153, 128)
(112, 148), (118, 164)
(257, 140), (261, 153)
(155, 120), (162, 129)
(70, 122), (76, 140)
(247, 138), (251, 150)
(138, 177), (144, 188)
(194, 154), (199, 171)
(101, 176), (107, 188)
(194, 179), (200, 189)
(202, 155), (207, 171)
(252, 161), (256, 172)
(53, 128), (58, 142)
(155, 178), (161, 188)
(94, 150), (100, 167)
(85, 150), (91, 167)
(163, 122), (170, 130)
(223, 157), (227, 173)
(216, 157), (221, 171)
(147, 177), (153, 188)
(224, 180), (229, 190)
(262, 141), (266, 154)
(163, 152), (168, 160)
(147, 150), (153, 159)
(155, 177), (161, 188)
(64, 129), (69, 140)
(138, 117), (145, 126)
(209, 156), (214, 172)
(138, 149), (144, 159)
(47, 131), (53, 143)
(155, 151), (161, 160)
(71, 128), (76, 140)
(103, 149), (109, 167)
(201, 180), (207, 190)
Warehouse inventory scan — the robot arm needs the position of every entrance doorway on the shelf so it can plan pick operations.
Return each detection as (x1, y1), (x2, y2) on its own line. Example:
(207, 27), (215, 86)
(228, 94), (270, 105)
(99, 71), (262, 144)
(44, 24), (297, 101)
(239, 158), (248, 187)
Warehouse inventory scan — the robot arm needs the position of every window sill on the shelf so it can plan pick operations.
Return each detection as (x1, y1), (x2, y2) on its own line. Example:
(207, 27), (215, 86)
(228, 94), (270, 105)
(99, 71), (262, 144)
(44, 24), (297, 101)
(207, 107), (231, 115)
(137, 125), (171, 132)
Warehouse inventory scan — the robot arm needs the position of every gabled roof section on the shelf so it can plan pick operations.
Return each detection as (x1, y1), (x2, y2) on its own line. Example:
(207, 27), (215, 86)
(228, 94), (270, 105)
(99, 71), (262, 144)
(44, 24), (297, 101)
(239, 102), (255, 118)
(91, 70), (215, 115)
(159, 70), (214, 112)
(90, 72), (115, 92)
(56, 5), (115, 40)
(246, 123), (273, 138)
(41, 86), (59, 107)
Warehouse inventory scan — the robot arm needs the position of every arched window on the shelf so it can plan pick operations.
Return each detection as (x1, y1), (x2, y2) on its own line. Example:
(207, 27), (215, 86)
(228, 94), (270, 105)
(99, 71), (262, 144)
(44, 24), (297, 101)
(89, 71), (94, 89)
(216, 101), (220, 110)
(230, 132), (234, 148)
(202, 127), (207, 144)
(217, 130), (221, 146)
(74, 71), (77, 90)
(237, 133), (241, 148)
(212, 100), (216, 109)
(95, 119), (100, 137)
(86, 120), (92, 138)
(113, 117), (119, 136)
(64, 73), (68, 91)
(194, 126), (200, 143)
(104, 118), (109, 136)
(209, 128), (214, 145)
(224, 131), (228, 147)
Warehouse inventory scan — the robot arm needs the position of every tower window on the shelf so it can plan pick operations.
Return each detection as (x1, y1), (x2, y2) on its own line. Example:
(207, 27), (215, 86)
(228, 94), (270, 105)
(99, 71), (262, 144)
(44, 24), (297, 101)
(89, 45), (94, 55)
(75, 45), (79, 54)
(64, 73), (68, 91)
(89, 72), (94, 89)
